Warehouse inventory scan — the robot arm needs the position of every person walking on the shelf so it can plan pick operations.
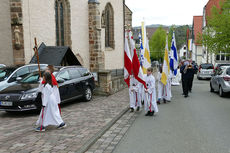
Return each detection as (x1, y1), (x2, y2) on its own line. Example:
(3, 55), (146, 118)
(144, 67), (158, 116)
(35, 72), (66, 132)
(180, 61), (194, 98)
(129, 75), (141, 112)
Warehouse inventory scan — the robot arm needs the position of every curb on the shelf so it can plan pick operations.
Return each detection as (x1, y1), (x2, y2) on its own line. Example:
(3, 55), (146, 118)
(76, 106), (130, 153)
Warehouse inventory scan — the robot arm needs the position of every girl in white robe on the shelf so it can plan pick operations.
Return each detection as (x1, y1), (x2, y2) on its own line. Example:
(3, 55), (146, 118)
(35, 72), (66, 132)
(144, 68), (159, 116)
(129, 75), (141, 112)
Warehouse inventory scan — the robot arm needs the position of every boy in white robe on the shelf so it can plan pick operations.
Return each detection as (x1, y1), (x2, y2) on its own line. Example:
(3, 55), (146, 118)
(35, 72), (66, 132)
(129, 75), (141, 112)
(144, 67), (159, 116)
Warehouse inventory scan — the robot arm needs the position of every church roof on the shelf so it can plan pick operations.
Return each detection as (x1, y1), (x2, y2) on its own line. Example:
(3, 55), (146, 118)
(30, 43), (81, 66)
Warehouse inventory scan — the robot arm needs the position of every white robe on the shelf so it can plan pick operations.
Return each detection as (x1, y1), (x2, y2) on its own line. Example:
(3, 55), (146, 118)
(144, 74), (158, 113)
(129, 76), (141, 109)
(172, 69), (181, 86)
(36, 84), (64, 127)
(162, 72), (173, 101)
(157, 72), (164, 100)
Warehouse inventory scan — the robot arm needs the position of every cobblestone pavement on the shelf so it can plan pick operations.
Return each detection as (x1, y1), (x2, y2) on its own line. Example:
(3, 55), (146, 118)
(0, 88), (129, 153)
(85, 110), (139, 153)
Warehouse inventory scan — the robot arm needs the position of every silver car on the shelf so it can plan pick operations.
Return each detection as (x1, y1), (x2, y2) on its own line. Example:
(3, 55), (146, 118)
(210, 66), (230, 97)
(197, 63), (214, 80)
(0, 64), (6, 68)
(0, 64), (47, 91)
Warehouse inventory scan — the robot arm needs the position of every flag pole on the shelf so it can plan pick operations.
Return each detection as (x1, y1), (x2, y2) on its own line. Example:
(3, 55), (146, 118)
(33, 38), (42, 78)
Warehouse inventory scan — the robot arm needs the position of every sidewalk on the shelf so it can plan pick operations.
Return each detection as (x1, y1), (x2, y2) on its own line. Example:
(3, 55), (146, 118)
(0, 88), (129, 153)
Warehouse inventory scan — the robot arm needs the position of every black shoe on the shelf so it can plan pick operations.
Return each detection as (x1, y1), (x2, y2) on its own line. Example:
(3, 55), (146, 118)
(163, 99), (166, 103)
(145, 111), (150, 116)
(57, 122), (67, 129)
(184, 95), (188, 98)
(157, 101), (161, 105)
(130, 108), (134, 112)
(35, 126), (45, 132)
(136, 106), (140, 111)
(149, 111), (154, 116)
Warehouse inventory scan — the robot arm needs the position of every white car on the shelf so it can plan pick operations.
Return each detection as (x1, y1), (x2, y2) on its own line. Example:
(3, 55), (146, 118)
(0, 64), (47, 91)
(197, 63), (214, 80)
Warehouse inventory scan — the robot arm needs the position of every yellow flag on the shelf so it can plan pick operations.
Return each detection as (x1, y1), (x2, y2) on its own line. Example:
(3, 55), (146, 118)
(161, 35), (170, 85)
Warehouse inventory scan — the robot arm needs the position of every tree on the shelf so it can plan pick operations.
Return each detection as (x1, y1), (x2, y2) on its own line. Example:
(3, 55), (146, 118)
(202, 0), (230, 54)
(149, 26), (167, 62)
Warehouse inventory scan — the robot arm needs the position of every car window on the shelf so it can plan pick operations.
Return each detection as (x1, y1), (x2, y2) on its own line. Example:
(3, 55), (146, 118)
(57, 70), (70, 81)
(0, 68), (16, 81)
(78, 68), (90, 77)
(21, 73), (40, 83)
(226, 68), (230, 75)
(69, 68), (81, 79)
(29, 66), (39, 72)
(201, 64), (213, 69)
(16, 67), (30, 78)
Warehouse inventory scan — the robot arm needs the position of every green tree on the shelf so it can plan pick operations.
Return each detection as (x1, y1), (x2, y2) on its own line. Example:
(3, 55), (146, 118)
(202, 0), (230, 54)
(149, 26), (167, 62)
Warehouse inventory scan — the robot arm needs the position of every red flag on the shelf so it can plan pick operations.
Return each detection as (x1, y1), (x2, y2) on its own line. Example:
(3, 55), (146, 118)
(129, 31), (147, 89)
(124, 32), (132, 87)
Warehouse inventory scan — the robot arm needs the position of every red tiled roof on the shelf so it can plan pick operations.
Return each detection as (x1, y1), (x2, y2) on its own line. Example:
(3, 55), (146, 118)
(193, 16), (203, 45)
(205, 0), (223, 21)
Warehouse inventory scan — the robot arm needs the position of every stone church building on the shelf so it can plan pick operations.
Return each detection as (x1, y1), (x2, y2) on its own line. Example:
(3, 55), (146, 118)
(0, 0), (132, 94)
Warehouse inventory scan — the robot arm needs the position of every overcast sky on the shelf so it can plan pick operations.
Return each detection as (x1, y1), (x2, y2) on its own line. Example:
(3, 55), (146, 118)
(125, 0), (209, 26)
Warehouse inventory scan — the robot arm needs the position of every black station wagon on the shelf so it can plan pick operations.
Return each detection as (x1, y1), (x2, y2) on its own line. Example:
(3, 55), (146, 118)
(0, 66), (95, 112)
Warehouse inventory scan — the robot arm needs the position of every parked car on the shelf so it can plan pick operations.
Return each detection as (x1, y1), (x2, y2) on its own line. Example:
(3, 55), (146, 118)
(210, 66), (230, 97)
(0, 64), (47, 92)
(0, 66), (95, 112)
(0, 64), (6, 68)
(214, 63), (230, 73)
(197, 63), (214, 80)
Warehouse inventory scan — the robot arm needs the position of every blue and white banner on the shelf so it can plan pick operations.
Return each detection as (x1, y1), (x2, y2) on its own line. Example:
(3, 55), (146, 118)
(139, 33), (144, 67)
(170, 32), (178, 76)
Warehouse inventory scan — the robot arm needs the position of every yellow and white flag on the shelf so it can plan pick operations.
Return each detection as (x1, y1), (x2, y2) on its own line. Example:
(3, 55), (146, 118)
(161, 34), (170, 85)
(141, 21), (151, 74)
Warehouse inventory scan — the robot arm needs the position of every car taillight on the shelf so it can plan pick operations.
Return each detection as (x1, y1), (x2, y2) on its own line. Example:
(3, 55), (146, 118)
(223, 76), (230, 81)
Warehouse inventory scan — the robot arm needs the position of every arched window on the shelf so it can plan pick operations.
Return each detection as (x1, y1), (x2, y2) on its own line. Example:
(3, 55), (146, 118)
(104, 3), (114, 49)
(55, 0), (71, 47)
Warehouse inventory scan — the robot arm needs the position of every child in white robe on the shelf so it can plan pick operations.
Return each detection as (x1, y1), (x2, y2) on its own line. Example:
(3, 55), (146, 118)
(35, 72), (66, 132)
(129, 75), (141, 112)
(162, 71), (173, 102)
(144, 67), (158, 116)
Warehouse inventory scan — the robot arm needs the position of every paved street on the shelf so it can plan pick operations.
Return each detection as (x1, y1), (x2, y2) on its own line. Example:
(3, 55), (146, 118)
(114, 78), (230, 153)
(0, 89), (129, 153)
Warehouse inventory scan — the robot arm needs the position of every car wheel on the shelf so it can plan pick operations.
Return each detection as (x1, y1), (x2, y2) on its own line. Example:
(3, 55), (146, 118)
(219, 86), (225, 97)
(210, 83), (214, 92)
(84, 86), (92, 101)
(197, 77), (201, 80)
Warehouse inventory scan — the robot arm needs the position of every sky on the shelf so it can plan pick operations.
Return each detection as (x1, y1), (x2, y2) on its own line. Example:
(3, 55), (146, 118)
(125, 0), (209, 26)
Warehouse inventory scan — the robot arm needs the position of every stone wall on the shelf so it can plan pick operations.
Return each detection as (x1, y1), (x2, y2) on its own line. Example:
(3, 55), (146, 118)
(124, 5), (132, 27)
(0, 0), (14, 66)
(10, 0), (25, 65)
(88, 0), (105, 72)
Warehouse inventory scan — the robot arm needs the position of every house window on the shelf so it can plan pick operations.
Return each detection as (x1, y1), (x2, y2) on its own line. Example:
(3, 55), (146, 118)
(55, 0), (71, 47)
(104, 3), (114, 49)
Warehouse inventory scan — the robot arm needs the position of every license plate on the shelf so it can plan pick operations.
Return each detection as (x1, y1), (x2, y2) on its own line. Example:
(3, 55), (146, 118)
(0, 101), (13, 106)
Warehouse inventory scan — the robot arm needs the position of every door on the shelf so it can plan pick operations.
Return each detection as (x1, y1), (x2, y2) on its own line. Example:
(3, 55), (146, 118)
(56, 69), (72, 101)
(69, 68), (83, 97)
